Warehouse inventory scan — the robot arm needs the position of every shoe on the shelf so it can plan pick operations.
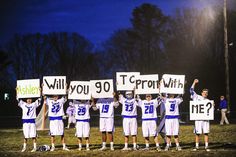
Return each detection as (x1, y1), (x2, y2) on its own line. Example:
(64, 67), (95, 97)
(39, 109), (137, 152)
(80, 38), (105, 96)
(133, 147), (138, 151)
(110, 147), (114, 151)
(164, 146), (170, 151)
(142, 147), (149, 151)
(78, 147), (82, 151)
(50, 146), (55, 151)
(156, 146), (162, 152)
(63, 147), (70, 151)
(31, 148), (37, 152)
(122, 147), (131, 151)
(21, 147), (26, 152)
(192, 147), (199, 151)
(205, 147), (210, 152)
(86, 147), (90, 151)
(99, 146), (106, 151)
(176, 146), (182, 151)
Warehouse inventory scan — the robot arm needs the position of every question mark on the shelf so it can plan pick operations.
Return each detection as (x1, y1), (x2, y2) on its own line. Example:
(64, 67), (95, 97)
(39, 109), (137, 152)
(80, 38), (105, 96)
(206, 102), (212, 116)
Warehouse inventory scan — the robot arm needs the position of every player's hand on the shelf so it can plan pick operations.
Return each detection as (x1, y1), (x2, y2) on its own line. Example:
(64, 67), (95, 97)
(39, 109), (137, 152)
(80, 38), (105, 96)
(193, 79), (199, 84)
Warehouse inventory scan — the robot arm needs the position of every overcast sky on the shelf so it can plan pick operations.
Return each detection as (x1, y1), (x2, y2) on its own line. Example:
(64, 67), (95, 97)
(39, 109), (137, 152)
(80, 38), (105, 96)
(0, 0), (235, 47)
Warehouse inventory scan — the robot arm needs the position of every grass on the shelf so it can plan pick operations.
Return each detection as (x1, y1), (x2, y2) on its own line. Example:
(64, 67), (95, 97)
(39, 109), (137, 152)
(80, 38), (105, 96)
(0, 124), (236, 157)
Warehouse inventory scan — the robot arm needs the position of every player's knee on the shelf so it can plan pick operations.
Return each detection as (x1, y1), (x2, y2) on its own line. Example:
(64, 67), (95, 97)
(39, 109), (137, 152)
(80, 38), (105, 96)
(174, 135), (178, 138)
(204, 133), (208, 136)
(108, 131), (113, 134)
(195, 134), (200, 136)
(101, 131), (106, 134)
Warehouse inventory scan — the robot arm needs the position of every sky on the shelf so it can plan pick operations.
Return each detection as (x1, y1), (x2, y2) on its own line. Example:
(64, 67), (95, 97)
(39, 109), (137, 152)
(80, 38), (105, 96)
(0, 0), (235, 47)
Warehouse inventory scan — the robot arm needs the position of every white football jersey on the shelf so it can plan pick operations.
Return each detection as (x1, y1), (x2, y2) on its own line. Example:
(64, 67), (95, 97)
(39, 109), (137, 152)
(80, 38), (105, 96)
(190, 88), (208, 101)
(138, 99), (159, 120)
(96, 98), (119, 118)
(73, 100), (91, 120)
(164, 98), (183, 116)
(18, 99), (41, 119)
(46, 97), (66, 117)
(119, 95), (138, 117)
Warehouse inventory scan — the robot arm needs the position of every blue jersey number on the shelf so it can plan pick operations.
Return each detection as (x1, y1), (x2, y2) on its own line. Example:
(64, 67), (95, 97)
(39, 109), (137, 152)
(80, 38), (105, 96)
(102, 104), (109, 113)
(26, 106), (33, 116)
(144, 105), (154, 114)
(170, 103), (175, 112)
(125, 103), (133, 112)
(78, 107), (86, 116)
(52, 103), (60, 113)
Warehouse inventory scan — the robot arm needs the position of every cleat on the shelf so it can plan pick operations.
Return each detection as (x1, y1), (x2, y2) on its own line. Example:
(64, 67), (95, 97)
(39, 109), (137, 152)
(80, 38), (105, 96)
(176, 146), (182, 151)
(205, 147), (210, 152)
(142, 147), (149, 151)
(31, 148), (37, 152)
(156, 146), (162, 152)
(86, 147), (90, 151)
(63, 147), (70, 151)
(50, 147), (55, 152)
(78, 147), (82, 151)
(133, 147), (138, 151)
(164, 146), (170, 151)
(21, 147), (26, 152)
(99, 146), (107, 151)
(122, 147), (131, 151)
(110, 147), (114, 151)
(192, 147), (199, 151)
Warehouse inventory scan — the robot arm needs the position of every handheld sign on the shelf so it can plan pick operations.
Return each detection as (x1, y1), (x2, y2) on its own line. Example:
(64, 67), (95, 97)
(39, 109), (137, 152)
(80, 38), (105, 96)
(17, 79), (40, 98)
(135, 74), (159, 94)
(68, 81), (91, 100)
(43, 76), (66, 95)
(160, 74), (185, 94)
(90, 79), (114, 98)
(190, 100), (214, 120)
(116, 72), (140, 91)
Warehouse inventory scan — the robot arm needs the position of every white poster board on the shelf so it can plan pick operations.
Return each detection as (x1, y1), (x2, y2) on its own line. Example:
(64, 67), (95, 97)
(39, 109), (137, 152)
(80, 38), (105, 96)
(43, 76), (66, 95)
(160, 74), (185, 94)
(90, 79), (114, 98)
(68, 81), (91, 100)
(16, 79), (40, 98)
(190, 100), (214, 120)
(135, 74), (159, 94)
(116, 72), (140, 91)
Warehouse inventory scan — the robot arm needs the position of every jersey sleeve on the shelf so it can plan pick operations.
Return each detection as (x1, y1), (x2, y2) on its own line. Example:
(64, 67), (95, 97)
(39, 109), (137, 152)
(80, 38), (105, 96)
(119, 94), (125, 104)
(34, 98), (42, 108)
(177, 97), (183, 105)
(137, 99), (142, 107)
(18, 100), (24, 108)
(154, 99), (160, 108)
(60, 97), (67, 104)
(190, 88), (198, 100)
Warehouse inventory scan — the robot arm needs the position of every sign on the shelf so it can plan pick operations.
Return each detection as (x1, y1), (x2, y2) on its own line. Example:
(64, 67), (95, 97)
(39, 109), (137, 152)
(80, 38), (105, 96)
(68, 81), (91, 100)
(90, 79), (114, 98)
(135, 74), (159, 94)
(190, 100), (214, 120)
(160, 74), (185, 94)
(17, 79), (40, 98)
(43, 76), (66, 95)
(116, 72), (140, 91)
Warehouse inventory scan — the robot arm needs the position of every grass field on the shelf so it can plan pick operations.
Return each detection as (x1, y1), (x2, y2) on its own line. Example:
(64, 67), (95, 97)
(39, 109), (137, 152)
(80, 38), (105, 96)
(0, 124), (236, 157)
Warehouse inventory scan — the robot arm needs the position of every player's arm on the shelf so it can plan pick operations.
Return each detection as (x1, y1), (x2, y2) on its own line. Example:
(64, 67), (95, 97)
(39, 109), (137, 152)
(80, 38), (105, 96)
(118, 92), (124, 104)
(190, 79), (199, 99)
(113, 92), (119, 108)
(91, 98), (98, 111)
(136, 95), (142, 107)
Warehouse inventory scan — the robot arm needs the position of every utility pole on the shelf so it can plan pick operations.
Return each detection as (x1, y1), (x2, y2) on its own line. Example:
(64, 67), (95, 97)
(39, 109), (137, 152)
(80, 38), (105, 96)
(223, 0), (230, 111)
